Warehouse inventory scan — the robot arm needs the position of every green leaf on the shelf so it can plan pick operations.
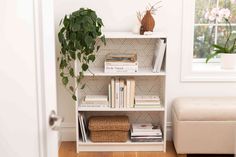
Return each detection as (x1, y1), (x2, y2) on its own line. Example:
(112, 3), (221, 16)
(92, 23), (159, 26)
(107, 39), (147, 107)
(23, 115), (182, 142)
(81, 84), (86, 89)
(85, 36), (93, 47)
(88, 54), (96, 62)
(69, 86), (74, 92)
(60, 72), (64, 77)
(212, 44), (227, 52)
(62, 77), (69, 86)
(63, 16), (70, 28)
(69, 68), (74, 77)
(69, 50), (76, 60)
(72, 95), (77, 101)
(97, 18), (103, 26)
(75, 41), (81, 49)
(60, 59), (67, 69)
(70, 32), (77, 41)
(206, 52), (220, 63)
(100, 35), (106, 45)
(230, 38), (236, 53)
(82, 64), (89, 71)
(59, 19), (63, 25)
(77, 77), (81, 83)
(96, 46), (100, 52)
(77, 53), (81, 61)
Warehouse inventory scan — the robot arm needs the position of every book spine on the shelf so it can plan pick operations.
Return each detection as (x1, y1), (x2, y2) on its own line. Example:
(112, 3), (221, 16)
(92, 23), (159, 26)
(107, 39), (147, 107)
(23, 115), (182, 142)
(108, 84), (111, 108)
(126, 79), (130, 108)
(105, 69), (138, 73)
(124, 85), (127, 108)
(153, 39), (161, 72)
(130, 78), (135, 108)
(115, 78), (119, 108)
(105, 61), (138, 66)
(156, 40), (166, 73)
(111, 78), (115, 108)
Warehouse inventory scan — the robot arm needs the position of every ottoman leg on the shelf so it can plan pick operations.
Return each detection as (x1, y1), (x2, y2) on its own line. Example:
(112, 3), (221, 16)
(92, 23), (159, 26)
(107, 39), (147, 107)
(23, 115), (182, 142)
(177, 154), (187, 157)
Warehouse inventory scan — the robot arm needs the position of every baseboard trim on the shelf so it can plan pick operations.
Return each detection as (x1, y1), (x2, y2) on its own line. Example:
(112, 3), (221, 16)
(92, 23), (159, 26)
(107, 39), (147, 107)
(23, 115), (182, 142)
(60, 122), (173, 141)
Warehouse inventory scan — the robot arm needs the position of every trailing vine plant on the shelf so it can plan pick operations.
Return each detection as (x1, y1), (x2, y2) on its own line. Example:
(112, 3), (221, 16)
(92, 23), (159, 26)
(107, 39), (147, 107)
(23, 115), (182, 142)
(58, 8), (106, 101)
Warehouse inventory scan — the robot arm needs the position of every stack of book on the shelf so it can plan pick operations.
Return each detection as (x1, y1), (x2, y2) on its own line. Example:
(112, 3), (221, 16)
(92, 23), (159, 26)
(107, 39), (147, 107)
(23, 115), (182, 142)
(131, 123), (163, 142)
(152, 39), (166, 73)
(104, 53), (138, 73)
(80, 95), (109, 107)
(108, 78), (135, 108)
(134, 95), (161, 108)
(78, 113), (88, 142)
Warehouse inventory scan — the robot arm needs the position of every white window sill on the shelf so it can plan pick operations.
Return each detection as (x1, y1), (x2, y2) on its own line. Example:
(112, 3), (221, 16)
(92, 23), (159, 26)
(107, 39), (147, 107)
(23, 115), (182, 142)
(181, 62), (236, 82)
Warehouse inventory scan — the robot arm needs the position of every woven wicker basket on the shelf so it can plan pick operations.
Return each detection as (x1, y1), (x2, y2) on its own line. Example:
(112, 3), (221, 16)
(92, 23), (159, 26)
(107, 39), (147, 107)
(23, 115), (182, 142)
(88, 116), (130, 142)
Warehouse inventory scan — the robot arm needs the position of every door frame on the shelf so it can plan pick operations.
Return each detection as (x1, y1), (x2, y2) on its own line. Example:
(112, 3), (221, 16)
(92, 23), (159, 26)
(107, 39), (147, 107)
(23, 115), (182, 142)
(33, 0), (59, 156)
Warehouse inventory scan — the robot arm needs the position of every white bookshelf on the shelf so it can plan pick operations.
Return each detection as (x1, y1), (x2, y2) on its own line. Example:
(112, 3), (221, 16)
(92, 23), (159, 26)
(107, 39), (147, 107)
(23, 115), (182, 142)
(75, 32), (167, 153)
(84, 67), (166, 76)
(104, 31), (167, 39)
(78, 106), (165, 112)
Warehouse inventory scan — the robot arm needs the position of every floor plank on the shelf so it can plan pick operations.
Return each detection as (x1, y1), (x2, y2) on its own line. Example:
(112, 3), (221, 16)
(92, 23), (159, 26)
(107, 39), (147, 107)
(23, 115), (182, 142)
(59, 141), (234, 157)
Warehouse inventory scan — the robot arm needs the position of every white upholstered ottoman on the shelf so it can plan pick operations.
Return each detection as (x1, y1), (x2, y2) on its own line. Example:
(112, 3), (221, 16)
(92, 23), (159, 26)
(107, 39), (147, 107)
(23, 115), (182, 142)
(172, 97), (236, 157)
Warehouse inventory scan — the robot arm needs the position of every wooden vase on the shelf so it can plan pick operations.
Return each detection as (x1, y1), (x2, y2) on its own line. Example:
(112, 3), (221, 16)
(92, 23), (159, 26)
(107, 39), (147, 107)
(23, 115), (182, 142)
(141, 11), (155, 32)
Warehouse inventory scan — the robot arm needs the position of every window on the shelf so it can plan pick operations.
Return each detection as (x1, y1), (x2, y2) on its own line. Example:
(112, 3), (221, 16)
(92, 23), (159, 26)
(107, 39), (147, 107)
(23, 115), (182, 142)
(194, 0), (236, 60)
(181, 0), (236, 81)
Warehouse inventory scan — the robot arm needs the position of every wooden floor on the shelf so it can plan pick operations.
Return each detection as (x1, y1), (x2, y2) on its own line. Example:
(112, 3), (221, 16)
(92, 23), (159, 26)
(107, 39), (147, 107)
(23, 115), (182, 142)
(59, 142), (234, 157)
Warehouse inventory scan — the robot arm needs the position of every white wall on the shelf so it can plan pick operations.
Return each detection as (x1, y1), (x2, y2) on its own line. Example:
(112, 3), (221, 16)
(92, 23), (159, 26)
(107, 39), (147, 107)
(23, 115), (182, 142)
(0, 0), (40, 157)
(54, 0), (236, 141)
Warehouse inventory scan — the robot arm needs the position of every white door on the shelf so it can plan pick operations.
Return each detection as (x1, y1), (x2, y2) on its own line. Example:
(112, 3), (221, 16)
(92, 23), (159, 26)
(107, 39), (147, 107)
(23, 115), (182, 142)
(0, 0), (60, 157)
(35, 0), (61, 156)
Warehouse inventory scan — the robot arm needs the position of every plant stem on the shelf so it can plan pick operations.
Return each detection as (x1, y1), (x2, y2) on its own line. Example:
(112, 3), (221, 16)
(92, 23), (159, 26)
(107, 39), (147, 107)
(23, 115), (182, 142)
(224, 18), (232, 50)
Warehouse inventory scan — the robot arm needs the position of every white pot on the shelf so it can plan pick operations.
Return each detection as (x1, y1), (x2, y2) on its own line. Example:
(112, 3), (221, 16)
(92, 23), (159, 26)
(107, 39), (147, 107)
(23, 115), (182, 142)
(221, 53), (236, 69)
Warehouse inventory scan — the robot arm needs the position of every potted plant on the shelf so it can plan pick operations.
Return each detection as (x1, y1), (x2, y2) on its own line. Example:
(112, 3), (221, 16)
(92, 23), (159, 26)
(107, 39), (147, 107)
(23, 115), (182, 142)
(58, 8), (106, 100)
(205, 7), (236, 69)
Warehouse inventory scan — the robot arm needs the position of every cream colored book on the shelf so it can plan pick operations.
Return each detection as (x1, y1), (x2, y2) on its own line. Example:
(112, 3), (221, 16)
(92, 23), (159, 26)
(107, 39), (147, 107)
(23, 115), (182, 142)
(111, 78), (115, 108)
(126, 79), (131, 108)
(115, 78), (120, 108)
(124, 85), (127, 108)
(130, 78), (135, 108)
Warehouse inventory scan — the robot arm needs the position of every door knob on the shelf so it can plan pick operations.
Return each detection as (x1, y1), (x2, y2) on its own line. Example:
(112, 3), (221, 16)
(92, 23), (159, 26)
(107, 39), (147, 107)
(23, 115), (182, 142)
(49, 110), (64, 130)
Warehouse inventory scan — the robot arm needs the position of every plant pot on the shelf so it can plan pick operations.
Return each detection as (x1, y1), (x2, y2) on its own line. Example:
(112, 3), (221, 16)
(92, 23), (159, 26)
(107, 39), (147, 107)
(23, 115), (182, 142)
(141, 11), (155, 32)
(221, 53), (236, 69)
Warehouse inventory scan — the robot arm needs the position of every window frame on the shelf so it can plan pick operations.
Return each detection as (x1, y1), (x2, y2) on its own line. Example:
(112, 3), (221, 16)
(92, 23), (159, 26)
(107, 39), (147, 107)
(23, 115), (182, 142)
(181, 0), (236, 82)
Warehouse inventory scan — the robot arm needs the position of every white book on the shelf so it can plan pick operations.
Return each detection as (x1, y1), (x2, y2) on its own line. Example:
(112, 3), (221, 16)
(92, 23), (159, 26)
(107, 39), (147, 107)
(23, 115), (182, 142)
(108, 84), (111, 108)
(126, 79), (131, 108)
(131, 131), (162, 136)
(135, 101), (161, 105)
(135, 95), (160, 101)
(124, 85), (127, 108)
(152, 39), (166, 73)
(85, 95), (108, 101)
(80, 114), (87, 142)
(130, 78), (135, 108)
(132, 123), (162, 133)
(119, 79), (125, 108)
(80, 104), (109, 107)
(152, 39), (161, 72)
(81, 100), (109, 105)
(115, 78), (120, 108)
(156, 41), (166, 73)
(78, 114), (85, 142)
(111, 78), (115, 108)
(105, 61), (138, 66)
(105, 66), (138, 73)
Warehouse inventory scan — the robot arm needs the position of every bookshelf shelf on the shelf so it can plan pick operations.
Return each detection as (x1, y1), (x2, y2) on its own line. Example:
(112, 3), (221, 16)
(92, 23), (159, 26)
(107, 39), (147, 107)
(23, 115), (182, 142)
(84, 67), (166, 76)
(78, 106), (165, 112)
(104, 31), (167, 39)
(75, 32), (167, 153)
(77, 139), (164, 152)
